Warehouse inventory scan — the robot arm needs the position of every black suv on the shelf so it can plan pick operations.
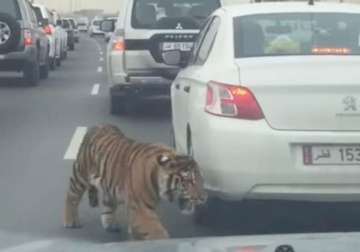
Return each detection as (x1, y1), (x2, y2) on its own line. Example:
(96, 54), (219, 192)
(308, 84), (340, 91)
(59, 19), (76, 51)
(0, 0), (50, 86)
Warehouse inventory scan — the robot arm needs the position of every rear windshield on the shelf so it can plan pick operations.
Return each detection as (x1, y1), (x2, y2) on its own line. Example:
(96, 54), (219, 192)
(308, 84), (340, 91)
(132, 0), (221, 30)
(234, 13), (360, 58)
(93, 20), (101, 26)
(33, 7), (47, 24)
(0, 0), (21, 19)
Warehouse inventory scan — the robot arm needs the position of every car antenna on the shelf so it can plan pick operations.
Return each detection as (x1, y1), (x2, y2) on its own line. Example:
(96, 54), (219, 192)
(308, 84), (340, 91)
(308, 0), (314, 5)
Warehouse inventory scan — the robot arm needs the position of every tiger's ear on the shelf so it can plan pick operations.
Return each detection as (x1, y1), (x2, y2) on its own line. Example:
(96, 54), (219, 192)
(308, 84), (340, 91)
(157, 154), (171, 166)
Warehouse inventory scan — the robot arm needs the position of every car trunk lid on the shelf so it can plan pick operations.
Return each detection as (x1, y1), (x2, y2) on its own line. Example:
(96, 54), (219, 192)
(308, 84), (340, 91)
(236, 56), (360, 131)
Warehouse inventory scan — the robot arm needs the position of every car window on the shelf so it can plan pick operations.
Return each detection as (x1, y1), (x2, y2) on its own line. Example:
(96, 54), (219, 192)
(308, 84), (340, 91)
(195, 16), (220, 65)
(26, 2), (38, 25)
(62, 19), (71, 29)
(0, 0), (21, 19)
(187, 17), (214, 65)
(32, 6), (48, 25)
(131, 0), (220, 30)
(93, 20), (101, 26)
(234, 13), (360, 58)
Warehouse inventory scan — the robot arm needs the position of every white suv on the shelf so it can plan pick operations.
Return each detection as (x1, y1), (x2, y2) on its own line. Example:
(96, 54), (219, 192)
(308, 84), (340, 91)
(105, 0), (223, 114)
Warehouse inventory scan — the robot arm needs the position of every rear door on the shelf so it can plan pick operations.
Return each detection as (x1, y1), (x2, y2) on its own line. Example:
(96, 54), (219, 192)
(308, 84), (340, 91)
(124, 0), (220, 72)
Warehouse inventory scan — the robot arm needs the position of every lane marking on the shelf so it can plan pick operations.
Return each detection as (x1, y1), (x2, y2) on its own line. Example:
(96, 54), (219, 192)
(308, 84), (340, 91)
(99, 57), (104, 62)
(97, 66), (103, 73)
(0, 241), (53, 252)
(91, 83), (100, 96)
(64, 127), (87, 160)
(99, 51), (103, 55)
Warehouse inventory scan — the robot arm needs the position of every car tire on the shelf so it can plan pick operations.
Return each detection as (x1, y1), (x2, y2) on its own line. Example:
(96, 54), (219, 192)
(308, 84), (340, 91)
(49, 57), (56, 70)
(69, 43), (75, 51)
(40, 57), (49, 80)
(110, 93), (127, 115)
(23, 61), (40, 86)
(63, 50), (68, 59)
(56, 58), (61, 67)
(0, 13), (21, 53)
(193, 197), (224, 226)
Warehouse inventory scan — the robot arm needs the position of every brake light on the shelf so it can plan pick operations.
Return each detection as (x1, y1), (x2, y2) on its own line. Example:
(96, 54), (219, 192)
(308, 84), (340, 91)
(312, 47), (351, 55)
(42, 25), (53, 35)
(24, 30), (33, 46)
(112, 38), (125, 51)
(205, 81), (264, 120)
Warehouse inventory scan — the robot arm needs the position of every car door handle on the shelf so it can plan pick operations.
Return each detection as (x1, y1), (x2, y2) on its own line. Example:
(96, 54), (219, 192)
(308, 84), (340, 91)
(183, 86), (191, 93)
(175, 84), (180, 90)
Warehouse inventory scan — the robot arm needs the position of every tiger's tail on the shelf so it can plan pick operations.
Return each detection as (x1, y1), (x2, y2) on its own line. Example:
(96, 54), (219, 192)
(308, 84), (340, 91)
(88, 185), (99, 208)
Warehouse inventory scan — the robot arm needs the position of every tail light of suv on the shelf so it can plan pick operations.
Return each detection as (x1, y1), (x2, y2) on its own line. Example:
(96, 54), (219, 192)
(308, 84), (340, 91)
(205, 81), (264, 120)
(112, 37), (125, 51)
(24, 30), (33, 46)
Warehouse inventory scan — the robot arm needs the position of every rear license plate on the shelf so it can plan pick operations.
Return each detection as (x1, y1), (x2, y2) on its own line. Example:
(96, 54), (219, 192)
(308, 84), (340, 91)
(303, 145), (360, 165)
(162, 42), (193, 52)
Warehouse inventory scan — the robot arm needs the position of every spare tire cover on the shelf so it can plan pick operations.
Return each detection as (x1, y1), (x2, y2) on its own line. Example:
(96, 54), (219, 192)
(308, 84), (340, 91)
(0, 12), (21, 54)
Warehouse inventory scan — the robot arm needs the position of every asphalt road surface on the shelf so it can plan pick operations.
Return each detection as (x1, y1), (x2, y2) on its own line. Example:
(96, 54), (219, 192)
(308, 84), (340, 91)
(1, 35), (360, 248)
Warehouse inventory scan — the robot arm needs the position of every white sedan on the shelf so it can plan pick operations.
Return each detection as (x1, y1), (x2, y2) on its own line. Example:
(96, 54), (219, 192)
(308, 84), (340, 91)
(166, 2), (360, 219)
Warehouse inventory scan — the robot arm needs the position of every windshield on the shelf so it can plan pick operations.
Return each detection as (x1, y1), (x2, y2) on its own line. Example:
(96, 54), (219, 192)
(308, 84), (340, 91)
(0, 0), (21, 19)
(132, 0), (221, 29)
(234, 13), (360, 58)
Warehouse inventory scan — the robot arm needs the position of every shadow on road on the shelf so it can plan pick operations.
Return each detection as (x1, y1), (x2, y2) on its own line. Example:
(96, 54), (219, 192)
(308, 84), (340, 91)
(114, 98), (172, 119)
(201, 200), (360, 237)
(0, 77), (32, 88)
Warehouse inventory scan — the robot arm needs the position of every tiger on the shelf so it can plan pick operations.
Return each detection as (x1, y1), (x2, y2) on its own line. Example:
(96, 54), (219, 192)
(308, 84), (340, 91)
(64, 125), (207, 240)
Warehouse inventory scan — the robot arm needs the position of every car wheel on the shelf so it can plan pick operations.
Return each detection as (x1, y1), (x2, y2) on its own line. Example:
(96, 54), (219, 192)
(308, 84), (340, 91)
(0, 13), (21, 54)
(193, 197), (225, 226)
(110, 92), (127, 115)
(56, 58), (61, 67)
(63, 50), (68, 59)
(40, 57), (49, 80)
(69, 43), (75, 51)
(23, 61), (40, 86)
(49, 57), (56, 70)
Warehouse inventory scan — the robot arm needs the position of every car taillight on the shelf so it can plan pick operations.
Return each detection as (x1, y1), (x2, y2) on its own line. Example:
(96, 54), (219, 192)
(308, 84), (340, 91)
(24, 30), (33, 46)
(42, 25), (53, 35)
(112, 38), (125, 51)
(205, 81), (264, 120)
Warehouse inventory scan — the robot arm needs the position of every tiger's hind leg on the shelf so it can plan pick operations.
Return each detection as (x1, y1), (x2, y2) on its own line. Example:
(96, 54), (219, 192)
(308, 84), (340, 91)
(64, 161), (87, 228)
(101, 193), (121, 233)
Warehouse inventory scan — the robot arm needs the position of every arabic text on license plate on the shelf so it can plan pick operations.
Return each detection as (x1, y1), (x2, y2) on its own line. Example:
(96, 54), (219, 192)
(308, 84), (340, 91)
(303, 145), (360, 165)
(162, 42), (193, 51)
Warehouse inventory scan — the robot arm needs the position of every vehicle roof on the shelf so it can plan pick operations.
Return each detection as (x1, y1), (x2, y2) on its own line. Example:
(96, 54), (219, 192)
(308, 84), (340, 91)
(220, 2), (360, 17)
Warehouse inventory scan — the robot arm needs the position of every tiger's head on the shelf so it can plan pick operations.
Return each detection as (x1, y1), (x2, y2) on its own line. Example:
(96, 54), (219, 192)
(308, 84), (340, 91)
(156, 154), (207, 215)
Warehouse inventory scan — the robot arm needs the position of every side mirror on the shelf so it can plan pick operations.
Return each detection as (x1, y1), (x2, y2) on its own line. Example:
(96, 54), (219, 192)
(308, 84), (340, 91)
(162, 50), (182, 66)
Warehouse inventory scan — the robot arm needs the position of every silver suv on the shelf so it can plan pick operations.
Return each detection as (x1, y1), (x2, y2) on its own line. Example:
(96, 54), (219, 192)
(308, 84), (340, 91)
(104, 0), (222, 114)
(0, 0), (50, 86)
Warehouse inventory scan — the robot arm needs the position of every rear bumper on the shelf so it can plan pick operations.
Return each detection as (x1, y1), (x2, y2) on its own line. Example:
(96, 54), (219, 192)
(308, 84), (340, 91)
(111, 83), (170, 98)
(108, 50), (176, 86)
(0, 47), (36, 71)
(191, 114), (360, 203)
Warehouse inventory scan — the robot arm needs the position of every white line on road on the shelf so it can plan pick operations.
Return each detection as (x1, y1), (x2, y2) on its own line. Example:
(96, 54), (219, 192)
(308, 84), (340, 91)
(99, 51), (103, 55)
(97, 66), (103, 73)
(64, 127), (87, 160)
(0, 241), (53, 252)
(99, 57), (104, 62)
(91, 83), (100, 95)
